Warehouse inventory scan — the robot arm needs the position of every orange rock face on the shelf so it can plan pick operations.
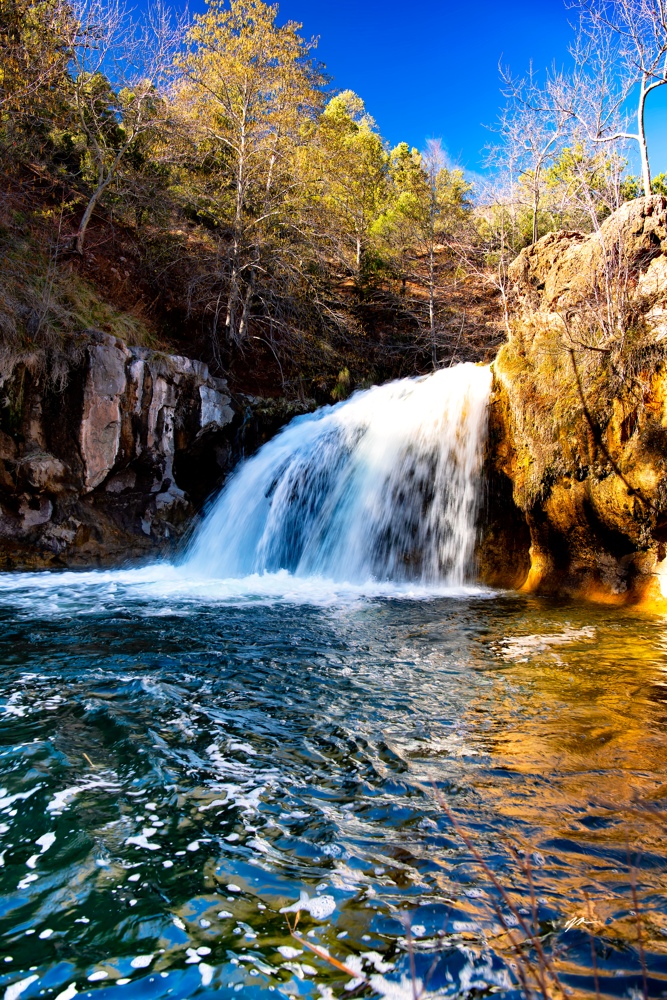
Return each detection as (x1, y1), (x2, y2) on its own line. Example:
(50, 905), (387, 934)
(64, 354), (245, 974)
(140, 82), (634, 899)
(479, 196), (667, 607)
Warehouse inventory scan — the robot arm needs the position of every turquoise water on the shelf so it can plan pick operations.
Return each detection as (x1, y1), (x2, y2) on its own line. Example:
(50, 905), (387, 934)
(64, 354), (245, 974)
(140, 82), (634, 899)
(1, 570), (666, 999)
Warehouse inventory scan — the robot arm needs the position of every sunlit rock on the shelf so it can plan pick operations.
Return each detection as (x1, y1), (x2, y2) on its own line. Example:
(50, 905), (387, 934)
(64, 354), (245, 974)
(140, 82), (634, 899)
(487, 195), (667, 606)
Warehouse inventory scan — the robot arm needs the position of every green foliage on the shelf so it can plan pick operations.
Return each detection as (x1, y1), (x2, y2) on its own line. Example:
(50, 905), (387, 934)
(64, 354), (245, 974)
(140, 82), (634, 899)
(621, 175), (643, 201)
(308, 91), (391, 285)
(0, 0), (487, 386)
(176, 0), (327, 346)
(0, 0), (76, 160)
(331, 367), (350, 401)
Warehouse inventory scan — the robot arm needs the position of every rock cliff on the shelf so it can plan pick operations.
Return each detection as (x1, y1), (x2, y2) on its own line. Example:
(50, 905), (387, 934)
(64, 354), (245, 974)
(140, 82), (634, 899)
(479, 195), (667, 606)
(4, 197), (667, 595)
(0, 333), (313, 569)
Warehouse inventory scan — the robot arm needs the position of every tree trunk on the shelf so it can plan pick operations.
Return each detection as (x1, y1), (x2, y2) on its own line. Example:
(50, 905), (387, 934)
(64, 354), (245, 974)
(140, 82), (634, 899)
(226, 91), (248, 343)
(429, 242), (436, 370)
(238, 263), (256, 343)
(225, 250), (240, 342)
(75, 132), (136, 255)
(638, 76), (652, 197)
(76, 174), (110, 255)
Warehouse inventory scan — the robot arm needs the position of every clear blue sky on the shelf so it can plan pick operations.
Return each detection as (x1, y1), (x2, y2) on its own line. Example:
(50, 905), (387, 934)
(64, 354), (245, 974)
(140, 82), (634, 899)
(178, 0), (667, 178)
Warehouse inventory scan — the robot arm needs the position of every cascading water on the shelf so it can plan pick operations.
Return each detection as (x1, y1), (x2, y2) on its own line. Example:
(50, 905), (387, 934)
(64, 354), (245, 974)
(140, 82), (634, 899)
(1, 361), (663, 1000)
(183, 363), (492, 586)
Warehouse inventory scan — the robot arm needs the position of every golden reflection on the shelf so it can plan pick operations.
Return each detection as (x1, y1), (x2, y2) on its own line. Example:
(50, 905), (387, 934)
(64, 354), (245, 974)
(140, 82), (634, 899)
(436, 604), (667, 971)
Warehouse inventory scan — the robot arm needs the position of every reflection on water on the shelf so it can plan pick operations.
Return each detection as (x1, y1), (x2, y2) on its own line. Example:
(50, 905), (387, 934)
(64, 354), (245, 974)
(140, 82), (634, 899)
(0, 574), (666, 998)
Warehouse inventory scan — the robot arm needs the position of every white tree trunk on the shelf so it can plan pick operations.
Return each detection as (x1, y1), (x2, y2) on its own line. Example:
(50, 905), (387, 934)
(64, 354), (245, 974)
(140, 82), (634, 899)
(638, 77), (652, 197)
(226, 93), (249, 344)
(429, 243), (436, 369)
(76, 168), (117, 255)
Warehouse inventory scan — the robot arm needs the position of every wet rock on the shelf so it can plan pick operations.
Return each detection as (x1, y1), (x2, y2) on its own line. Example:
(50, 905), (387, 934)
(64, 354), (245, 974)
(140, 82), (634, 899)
(199, 383), (234, 429)
(19, 453), (67, 494)
(0, 431), (17, 462)
(172, 394), (316, 508)
(105, 469), (137, 494)
(19, 495), (53, 529)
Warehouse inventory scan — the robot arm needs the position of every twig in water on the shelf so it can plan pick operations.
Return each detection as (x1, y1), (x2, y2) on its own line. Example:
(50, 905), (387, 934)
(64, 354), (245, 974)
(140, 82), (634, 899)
(284, 914), (368, 982)
(584, 893), (601, 1000)
(627, 845), (649, 1000)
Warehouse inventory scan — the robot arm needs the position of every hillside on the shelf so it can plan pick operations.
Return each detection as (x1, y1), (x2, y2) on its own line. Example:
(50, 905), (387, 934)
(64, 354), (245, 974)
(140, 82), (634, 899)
(0, 169), (504, 405)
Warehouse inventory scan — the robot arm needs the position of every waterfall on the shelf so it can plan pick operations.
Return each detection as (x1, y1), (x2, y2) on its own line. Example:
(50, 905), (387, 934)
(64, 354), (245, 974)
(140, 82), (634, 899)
(183, 363), (492, 586)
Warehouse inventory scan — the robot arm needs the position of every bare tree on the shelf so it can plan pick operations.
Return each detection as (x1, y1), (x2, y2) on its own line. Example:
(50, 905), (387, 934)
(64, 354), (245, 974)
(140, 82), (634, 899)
(470, 170), (535, 345)
(494, 64), (573, 244)
(69, 0), (184, 254)
(572, 0), (667, 195)
(486, 26), (636, 252)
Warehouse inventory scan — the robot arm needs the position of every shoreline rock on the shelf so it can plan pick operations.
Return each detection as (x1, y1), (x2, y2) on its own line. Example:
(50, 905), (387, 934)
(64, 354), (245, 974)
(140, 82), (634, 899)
(0, 332), (314, 570)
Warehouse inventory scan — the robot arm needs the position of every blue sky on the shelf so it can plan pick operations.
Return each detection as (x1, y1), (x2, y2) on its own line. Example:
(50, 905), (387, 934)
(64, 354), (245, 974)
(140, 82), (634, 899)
(177, 0), (667, 178)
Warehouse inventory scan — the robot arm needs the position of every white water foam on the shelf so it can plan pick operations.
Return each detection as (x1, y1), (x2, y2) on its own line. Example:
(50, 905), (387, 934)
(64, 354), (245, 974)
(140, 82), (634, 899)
(0, 564), (491, 615)
(0, 364), (493, 607)
(184, 364), (492, 587)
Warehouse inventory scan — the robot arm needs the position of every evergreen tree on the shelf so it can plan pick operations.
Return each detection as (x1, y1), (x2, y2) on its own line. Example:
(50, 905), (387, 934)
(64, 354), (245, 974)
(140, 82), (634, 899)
(307, 91), (390, 292)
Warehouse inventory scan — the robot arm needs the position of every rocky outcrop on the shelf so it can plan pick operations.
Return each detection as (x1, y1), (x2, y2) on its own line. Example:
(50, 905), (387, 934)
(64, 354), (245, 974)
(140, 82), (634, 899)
(5, 198), (667, 593)
(479, 196), (667, 606)
(0, 333), (314, 569)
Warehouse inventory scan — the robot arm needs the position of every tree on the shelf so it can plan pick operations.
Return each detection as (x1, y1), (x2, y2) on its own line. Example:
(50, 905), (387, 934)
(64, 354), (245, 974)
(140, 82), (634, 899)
(69, 0), (183, 254)
(307, 91), (390, 292)
(0, 0), (69, 111)
(177, 0), (325, 351)
(0, 0), (76, 163)
(572, 0), (667, 196)
(543, 143), (629, 230)
(376, 140), (473, 367)
(487, 21), (641, 252)
(494, 64), (573, 244)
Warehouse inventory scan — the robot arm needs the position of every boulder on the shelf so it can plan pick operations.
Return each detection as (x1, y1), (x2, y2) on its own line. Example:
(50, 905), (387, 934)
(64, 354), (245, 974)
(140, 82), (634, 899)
(19, 453), (67, 493)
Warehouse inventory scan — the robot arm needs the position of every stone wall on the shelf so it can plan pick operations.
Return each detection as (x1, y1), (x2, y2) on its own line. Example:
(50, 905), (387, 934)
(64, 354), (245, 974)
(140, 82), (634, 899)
(0, 333), (313, 569)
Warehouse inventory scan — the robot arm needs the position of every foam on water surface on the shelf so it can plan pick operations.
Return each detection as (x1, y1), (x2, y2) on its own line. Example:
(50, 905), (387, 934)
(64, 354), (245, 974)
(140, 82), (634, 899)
(0, 565), (492, 625)
(1, 366), (666, 999)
